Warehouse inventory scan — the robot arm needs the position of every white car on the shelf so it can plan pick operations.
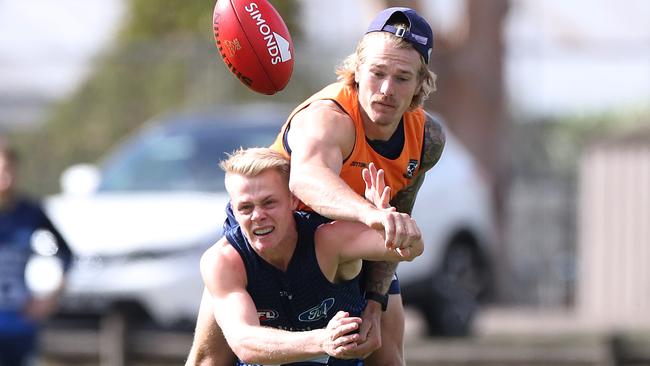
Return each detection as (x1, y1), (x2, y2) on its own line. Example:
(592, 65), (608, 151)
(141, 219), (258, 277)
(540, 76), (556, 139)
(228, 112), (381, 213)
(46, 106), (496, 335)
(399, 114), (497, 336)
(46, 104), (287, 329)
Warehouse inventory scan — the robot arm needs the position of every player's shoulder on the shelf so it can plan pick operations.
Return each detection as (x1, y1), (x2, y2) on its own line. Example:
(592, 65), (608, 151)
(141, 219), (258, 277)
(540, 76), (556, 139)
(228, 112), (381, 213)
(423, 110), (445, 136)
(201, 237), (244, 274)
(200, 237), (248, 290)
(315, 219), (366, 245)
(289, 99), (355, 145)
(420, 110), (447, 169)
(295, 99), (351, 124)
(314, 221), (346, 258)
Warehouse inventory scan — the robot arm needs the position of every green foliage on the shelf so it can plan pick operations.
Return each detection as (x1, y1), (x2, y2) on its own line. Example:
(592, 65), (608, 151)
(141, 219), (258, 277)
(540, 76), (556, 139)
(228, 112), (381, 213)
(16, 0), (302, 195)
(546, 107), (650, 173)
(123, 0), (214, 41)
(121, 0), (301, 43)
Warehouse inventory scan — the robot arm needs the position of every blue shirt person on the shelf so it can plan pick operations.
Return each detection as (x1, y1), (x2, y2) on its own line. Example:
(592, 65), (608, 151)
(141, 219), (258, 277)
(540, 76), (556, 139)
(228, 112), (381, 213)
(0, 138), (73, 366)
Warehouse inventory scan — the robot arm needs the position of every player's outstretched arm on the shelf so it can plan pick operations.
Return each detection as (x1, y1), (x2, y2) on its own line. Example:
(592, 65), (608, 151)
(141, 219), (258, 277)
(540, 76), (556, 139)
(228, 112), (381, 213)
(289, 103), (423, 251)
(317, 220), (423, 268)
(287, 101), (382, 222)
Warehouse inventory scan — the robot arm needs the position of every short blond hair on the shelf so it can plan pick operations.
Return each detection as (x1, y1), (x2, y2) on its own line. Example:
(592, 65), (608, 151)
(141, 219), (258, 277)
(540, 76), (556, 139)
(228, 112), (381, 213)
(219, 147), (290, 183)
(336, 30), (437, 110)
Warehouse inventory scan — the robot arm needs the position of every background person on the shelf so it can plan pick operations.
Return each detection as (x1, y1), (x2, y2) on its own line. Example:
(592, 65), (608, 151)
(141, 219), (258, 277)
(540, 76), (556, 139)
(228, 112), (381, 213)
(0, 137), (73, 366)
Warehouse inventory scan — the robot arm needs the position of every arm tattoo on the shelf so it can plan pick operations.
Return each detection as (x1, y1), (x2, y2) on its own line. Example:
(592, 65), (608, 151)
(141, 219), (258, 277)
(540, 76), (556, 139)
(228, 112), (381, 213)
(364, 113), (446, 294)
(364, 261), (398, 294)
(391, 174), (425, 215)
(391, 112), (446, 214)
(421, 111), (446, 172)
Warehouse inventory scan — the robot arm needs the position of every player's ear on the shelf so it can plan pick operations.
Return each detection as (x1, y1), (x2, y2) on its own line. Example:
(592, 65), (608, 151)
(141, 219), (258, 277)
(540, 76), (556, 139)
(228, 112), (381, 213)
(289, 193), (298, 210)
(354, 61), (361, 84)
(414, 77), (423, 95)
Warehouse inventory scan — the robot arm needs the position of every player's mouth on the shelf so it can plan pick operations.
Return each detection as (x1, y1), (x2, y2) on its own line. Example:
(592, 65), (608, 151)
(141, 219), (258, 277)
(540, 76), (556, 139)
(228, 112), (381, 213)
(253, 226), (274, 236)
(372, 100), (396, 110)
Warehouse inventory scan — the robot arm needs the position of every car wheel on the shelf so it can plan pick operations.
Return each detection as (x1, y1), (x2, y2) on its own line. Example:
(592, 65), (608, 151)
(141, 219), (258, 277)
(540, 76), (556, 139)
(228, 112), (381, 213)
(421, 240), (487, 336)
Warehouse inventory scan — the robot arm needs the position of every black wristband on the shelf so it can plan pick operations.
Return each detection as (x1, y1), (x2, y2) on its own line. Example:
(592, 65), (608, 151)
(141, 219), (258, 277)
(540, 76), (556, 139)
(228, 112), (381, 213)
(365, 291), (389, 311)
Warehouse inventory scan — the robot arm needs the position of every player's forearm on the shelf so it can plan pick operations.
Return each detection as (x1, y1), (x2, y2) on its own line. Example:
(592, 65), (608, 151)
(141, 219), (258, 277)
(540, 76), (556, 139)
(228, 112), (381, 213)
(228, 326), (325, 364)
(364, 260), (398, 294)
(290, 165), (374, 222)
(186, 289), (231, 366)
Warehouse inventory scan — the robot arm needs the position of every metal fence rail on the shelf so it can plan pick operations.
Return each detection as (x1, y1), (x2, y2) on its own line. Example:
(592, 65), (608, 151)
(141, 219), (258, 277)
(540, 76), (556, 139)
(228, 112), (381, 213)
(40, 312), (650, 366)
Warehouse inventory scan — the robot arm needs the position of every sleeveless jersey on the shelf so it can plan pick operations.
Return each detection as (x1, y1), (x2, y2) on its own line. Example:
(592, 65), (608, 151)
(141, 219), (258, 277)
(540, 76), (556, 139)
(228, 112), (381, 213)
(225, 210), (365, 366)
(270, 82), (426, 202)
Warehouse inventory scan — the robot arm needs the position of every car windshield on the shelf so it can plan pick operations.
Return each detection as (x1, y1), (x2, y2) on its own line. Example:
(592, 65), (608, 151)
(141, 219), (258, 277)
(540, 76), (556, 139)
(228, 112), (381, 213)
(97, 121), (279, 192)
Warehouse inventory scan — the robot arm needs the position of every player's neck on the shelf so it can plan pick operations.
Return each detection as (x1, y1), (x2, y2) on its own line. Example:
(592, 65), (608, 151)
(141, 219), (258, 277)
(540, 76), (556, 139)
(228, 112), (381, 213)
(361, 114), (400, 141)
(363, 119), (400, 141)
(259, 228), (298, 272)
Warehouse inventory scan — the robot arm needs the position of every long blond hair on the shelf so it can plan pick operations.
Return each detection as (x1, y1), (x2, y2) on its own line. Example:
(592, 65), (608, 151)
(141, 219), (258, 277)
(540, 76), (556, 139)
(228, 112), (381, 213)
(336, 30), (437, 110)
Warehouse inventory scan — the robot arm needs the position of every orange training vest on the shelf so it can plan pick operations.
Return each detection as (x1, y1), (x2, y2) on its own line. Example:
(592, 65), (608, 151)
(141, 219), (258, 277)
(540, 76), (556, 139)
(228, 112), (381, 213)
(270, 82), (426, 204)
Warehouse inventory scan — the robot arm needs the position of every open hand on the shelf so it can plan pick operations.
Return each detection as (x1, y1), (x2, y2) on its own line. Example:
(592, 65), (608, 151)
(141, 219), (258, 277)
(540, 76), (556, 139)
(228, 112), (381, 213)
(363, 162), (393, 210)
(362, 162), (421, 251)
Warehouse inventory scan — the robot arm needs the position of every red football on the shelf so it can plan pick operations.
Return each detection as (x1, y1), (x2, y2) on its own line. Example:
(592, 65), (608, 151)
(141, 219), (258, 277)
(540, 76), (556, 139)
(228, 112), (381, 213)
(213, 0), (294, 95)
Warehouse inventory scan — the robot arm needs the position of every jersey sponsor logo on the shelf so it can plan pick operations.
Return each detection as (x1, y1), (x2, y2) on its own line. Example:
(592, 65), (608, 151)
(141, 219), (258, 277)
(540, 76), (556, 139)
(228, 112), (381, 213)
(298, 298), (335, 322)
(257, 309), (279, 321)
(350, 161), (367, 168)
(244, 2), (292, 65)
(404, 159), (419, 178)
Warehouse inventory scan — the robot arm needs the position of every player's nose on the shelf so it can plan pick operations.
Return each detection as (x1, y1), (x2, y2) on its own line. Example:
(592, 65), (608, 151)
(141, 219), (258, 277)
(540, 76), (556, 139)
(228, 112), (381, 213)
(250, 206), (266, 221)
(379, 79), (392, 95)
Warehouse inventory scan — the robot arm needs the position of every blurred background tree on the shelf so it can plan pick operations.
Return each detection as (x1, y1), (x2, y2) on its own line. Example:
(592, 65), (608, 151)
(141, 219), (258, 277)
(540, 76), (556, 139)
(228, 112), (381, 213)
(11, 0), (301, 195)
(4, 0), (648, 310)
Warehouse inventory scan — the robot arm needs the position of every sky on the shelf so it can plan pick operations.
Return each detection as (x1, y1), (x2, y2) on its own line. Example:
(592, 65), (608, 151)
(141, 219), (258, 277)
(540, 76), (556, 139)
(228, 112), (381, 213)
(302, 0), (650, 117)
(0, 0), (648, 122)
(0, 0), (125, 97)
(505, 0), (650, 116)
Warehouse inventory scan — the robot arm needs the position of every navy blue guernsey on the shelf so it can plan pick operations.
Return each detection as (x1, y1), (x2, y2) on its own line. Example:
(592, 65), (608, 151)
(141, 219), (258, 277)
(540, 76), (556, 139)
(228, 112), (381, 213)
(0, 197), (73, 336)
(225, 209), (365, 366)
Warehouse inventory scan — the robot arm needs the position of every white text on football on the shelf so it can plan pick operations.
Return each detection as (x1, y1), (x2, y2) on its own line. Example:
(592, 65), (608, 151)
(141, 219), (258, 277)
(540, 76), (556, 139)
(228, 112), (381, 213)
(244, 2), (284, 65)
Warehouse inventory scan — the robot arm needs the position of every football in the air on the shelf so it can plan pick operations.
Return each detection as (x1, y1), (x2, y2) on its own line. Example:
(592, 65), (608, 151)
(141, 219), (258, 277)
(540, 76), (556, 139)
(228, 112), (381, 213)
(213, 0), (294, 95)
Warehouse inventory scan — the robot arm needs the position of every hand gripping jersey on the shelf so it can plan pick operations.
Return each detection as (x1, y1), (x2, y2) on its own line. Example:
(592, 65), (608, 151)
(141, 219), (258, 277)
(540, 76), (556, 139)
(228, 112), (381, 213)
(269, 82), (426, 203)
(225, 210), (365, 366)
